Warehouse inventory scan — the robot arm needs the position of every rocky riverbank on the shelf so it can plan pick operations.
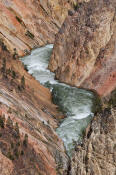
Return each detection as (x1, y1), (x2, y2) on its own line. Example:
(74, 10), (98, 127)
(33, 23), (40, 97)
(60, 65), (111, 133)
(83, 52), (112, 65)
(0, 0), (116, 174)
(69, 97), (116, 175)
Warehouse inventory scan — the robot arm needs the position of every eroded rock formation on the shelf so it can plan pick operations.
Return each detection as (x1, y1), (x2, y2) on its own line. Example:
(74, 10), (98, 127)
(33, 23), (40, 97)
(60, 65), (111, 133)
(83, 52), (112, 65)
(0, 43), (69, 175)
(0, 0), (72, 56)
(48, 0), (116, 97)
(69, 105), (116, 175)
(0, 0), (116, 175)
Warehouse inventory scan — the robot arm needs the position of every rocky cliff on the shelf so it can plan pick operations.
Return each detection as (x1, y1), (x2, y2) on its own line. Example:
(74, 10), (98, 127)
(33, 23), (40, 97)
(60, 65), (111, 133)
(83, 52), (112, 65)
(0, 44), (69, 175)
(0, 0), (116, 175)
(69, 102), (116, 175)
(0, 0), (73, 56)
(48, 0), (116, 97)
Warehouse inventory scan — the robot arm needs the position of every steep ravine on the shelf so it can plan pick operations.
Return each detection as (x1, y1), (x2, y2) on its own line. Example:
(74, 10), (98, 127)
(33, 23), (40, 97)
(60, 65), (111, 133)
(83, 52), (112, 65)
(0, 0), (116, 174)
(21, 45), (116, 175)
(0, 27), (115, 175)
(21, 45), (97, 157)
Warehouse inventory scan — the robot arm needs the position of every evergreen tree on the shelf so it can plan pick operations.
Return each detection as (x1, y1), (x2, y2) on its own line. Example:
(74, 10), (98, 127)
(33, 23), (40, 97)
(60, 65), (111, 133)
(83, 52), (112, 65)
(1, 58), (6, 73)
(21, 76), (25, 89)
(6, 116), (13, 129)
(14, 122), (20, 139)
(0, 115), (5, 128)
(12, 70), (16, 79)
(13, 48), (18, 60)
(23, 133), (28, 147)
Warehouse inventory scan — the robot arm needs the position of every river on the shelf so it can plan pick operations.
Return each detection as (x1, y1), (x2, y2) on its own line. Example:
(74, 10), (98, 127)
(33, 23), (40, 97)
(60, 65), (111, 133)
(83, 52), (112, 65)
(21, 44), (96, 156)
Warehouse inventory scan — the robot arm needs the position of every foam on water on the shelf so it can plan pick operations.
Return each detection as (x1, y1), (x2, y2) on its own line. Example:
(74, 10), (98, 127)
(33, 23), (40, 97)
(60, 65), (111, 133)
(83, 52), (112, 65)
(21, 44), (95, 156)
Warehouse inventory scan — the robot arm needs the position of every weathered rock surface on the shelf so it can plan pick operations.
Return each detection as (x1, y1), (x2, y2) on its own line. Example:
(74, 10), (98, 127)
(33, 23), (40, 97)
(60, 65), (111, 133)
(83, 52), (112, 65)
(0, 44), (69, 175)
(0, 1), (116, 175)
(69, 106), (116, 175)
(49, 0), (116, 97)
(0, 0), (72, 56)
(0, 151), (14, 175)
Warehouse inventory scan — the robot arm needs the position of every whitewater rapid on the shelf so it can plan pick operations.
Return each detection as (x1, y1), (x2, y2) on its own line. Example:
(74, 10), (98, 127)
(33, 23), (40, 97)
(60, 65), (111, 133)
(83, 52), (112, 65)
(21, 44), (95, 156)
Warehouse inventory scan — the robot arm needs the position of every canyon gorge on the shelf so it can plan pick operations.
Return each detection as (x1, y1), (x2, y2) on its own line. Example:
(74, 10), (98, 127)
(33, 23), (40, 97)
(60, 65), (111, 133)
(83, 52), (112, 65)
(49, 0), (116, 97)
(0, 0), (116, 175)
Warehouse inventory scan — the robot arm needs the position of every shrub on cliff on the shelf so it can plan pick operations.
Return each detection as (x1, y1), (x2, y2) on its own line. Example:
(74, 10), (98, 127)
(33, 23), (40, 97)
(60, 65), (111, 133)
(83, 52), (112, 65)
(13, 48), (18, 60)
(14, 122), (20, 139)
(25, 30), (34, 39)
(18, 75), (25, 90)
(23, 134), (28, 147)
(1, 58), (6, 73)
(12, 70), (16, 79)
(109, 89), (116, 107)
(6, 116), (13, 129)
(21, 75), (25, 89)
(0, 115), (5, 128)
(0, 39), (8, 51)
(7, 151), (14, 160)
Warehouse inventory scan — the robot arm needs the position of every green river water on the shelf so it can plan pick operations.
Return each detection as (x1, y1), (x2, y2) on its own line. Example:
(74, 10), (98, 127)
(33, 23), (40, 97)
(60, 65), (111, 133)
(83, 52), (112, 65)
(21, 45), (96, 156)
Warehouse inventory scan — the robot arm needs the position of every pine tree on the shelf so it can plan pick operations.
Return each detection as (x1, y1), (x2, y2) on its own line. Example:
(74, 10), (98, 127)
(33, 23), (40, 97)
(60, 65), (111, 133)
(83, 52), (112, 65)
(6, 116), (13, 129)
(23, 133), (28, 147)
(0, 116), (4, 128)
(21, 76), (25, 89)
(14, 122), (20, 139)
(1, 58), (6, 73)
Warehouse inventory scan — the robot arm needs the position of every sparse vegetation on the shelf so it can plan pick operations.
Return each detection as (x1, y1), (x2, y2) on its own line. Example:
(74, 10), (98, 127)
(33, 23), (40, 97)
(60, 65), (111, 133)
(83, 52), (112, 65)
(21, 75), (25, 89)
(12, 70), (16, 79)
(14, 147), (19, 159)
(24, 64), (28, 71)
(109, 89), (116, 107)
(0, 116), (5, 128)
(0, 39), (8, 51)
(21, 150), (24, 155)
(6, 116), (13, 129)
(1, 58), (6, 73)
(13, 48), (18, 60)
(0, 110), (43, 174)
(70, 0), (78, 10)
(11, 142), (14, 149)
(16, 16), (22, 24)
(25, 30), (34, 39)
(7, 107), (12, 114)
(23, 133), (28, 147)
(7, 151), (14, 160)
(14, 122), (20, 139)
(0, 116), (23, 160)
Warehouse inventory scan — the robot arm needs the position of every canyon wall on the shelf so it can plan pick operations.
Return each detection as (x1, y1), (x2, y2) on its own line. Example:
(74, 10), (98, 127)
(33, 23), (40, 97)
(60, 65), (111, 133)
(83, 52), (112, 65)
(0, 0), (72, 56)
(0, 1), (73, 172)
(70, 105), (116, 175)
(48, 0), (116, 97)
(0, 44), (69, 175)
(0, 0), (116, 175)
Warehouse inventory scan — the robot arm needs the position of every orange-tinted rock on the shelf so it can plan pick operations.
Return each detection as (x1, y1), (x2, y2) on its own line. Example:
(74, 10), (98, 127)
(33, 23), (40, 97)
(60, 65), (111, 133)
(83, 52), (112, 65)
(0, 151), (14, 175)
(0, 43), (69, 174)
(70, 107), (116, 175)
(81, 32), (116, 97)
(49, 0), (116, 97)
(0, 0), (72, 56)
